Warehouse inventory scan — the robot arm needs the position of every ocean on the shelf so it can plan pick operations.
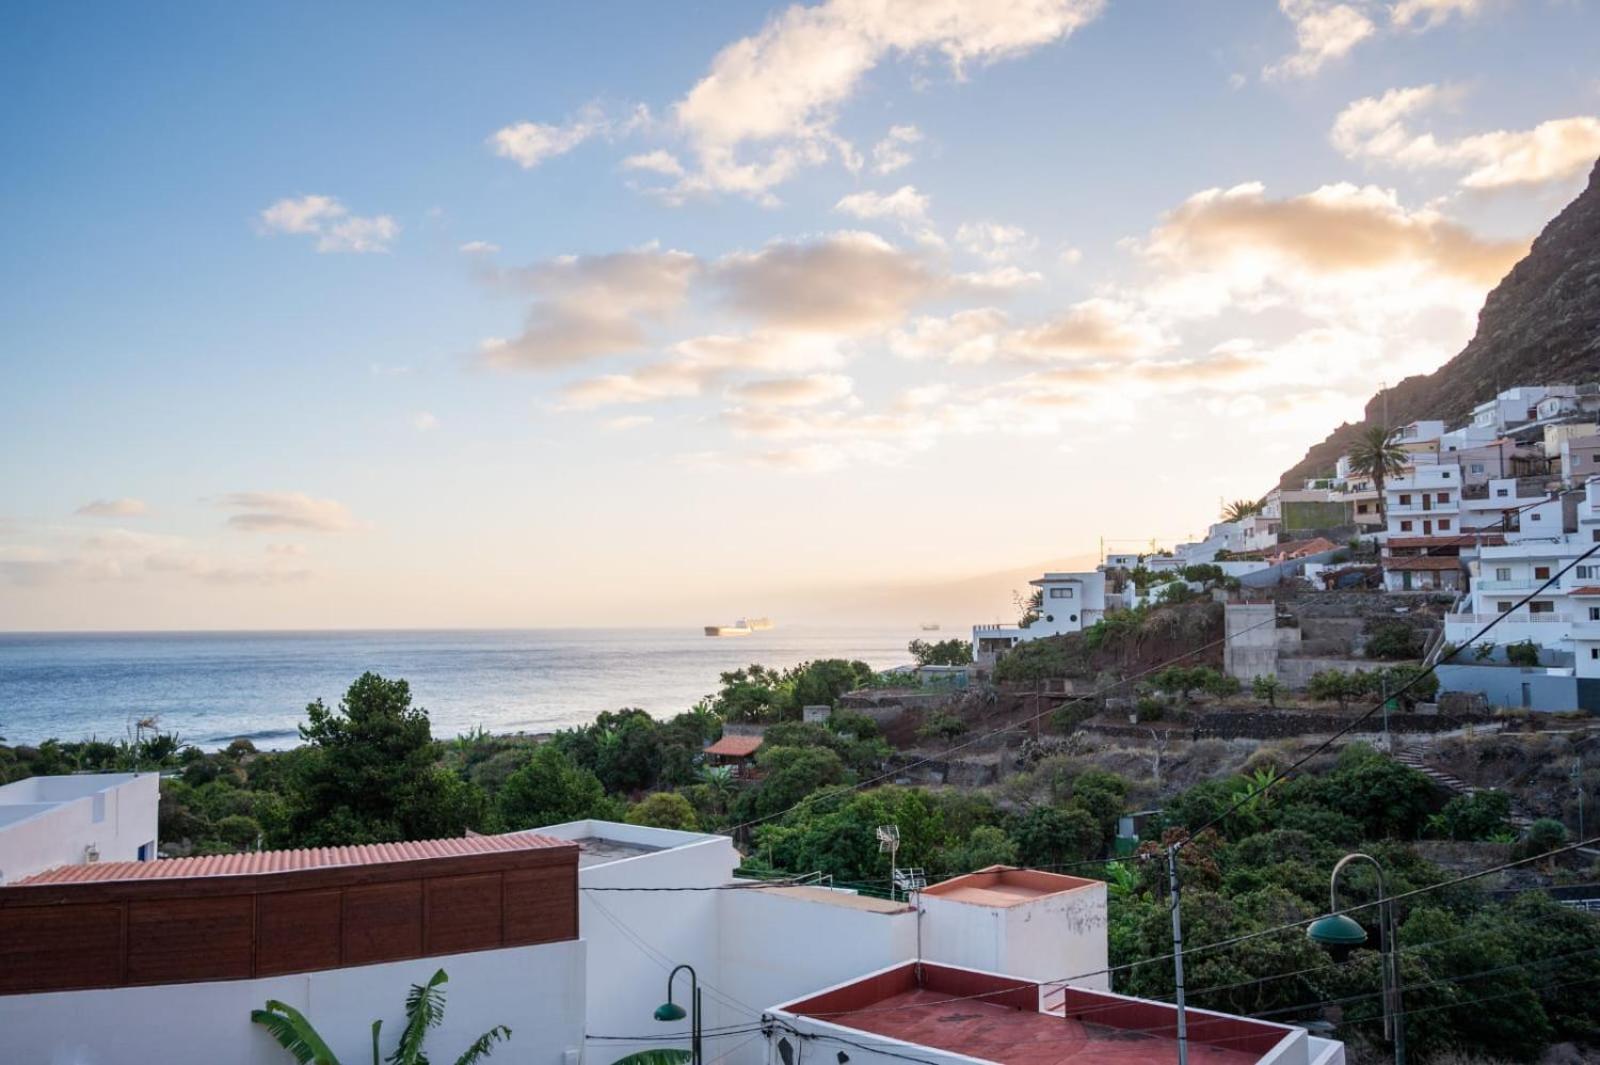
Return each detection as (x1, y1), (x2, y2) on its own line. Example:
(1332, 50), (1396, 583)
(0, 627), (925, 749)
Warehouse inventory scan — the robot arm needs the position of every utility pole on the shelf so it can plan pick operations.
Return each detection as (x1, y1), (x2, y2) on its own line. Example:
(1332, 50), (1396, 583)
(1167, 844), (1190, 1065)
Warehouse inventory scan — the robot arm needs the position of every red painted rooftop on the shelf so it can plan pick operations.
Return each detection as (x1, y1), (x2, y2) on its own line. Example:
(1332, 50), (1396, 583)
(1569, 586), (1600, 597)
(1387, 534), (1504, 549)
(13, 831), (572, 885)
(705, 734), (764, 757)
(793, 983), (1273, 1065)
(1385, 556), (1464, 571)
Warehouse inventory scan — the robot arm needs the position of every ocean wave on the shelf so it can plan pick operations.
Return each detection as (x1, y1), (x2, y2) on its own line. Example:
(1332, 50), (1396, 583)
(200, 727), (300, 744)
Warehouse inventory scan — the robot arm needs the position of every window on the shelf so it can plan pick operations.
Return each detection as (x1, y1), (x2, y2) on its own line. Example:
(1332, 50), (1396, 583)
(1496, 488), (1509, 497)
(1437, 492), (1451, 503)
(1497, 601), (1513, 612)
(1594, 530), (1600, 543)
(1496, 567), (1512, 581)
(1532, 513), (1543, 522)
(1399, 494), (1412, 505)
(1400, 520), (1413, 531)
(1580, 566), (1598, 579)
(1357, 503), (1370, 514)
(1442, 470), (1452, 478)
(1589, 607), (1600, 621)
(1591, 649), (1599, 661)
(1471, 463), (1485, 474)
(1530, 601), (1555, 614)
(1049, 587), (1074, 599)
(1535, 566), (1551, 579)
(1439, 519), (1452, 531)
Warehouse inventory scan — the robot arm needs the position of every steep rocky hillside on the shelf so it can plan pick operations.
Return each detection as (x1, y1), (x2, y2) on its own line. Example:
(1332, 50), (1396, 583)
(1279, 156), (1600, 488)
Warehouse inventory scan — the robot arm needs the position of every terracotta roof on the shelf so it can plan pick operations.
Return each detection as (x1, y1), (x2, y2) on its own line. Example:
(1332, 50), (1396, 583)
(1568, 586), (1600, 597)
(1385, 556), (1464, 571)
(13, 831), (571, 886)
(1387, 534), (1505, 549)
(1278, 537), (1338, 559)
(705, 734), (764, 757)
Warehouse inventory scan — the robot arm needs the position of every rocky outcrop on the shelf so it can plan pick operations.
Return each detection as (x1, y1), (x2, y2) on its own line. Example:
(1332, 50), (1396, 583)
(1279, 156), (1600, 488)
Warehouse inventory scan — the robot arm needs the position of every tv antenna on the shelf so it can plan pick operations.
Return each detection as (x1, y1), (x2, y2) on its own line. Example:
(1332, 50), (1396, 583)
(876, 824), (901, 899)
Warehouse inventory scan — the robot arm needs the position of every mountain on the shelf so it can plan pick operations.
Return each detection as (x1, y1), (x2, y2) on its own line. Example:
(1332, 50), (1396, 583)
(1278, 157), (1600, 489)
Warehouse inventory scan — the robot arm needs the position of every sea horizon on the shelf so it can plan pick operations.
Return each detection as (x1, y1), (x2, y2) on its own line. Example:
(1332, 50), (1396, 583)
(0, 625), (930, 750)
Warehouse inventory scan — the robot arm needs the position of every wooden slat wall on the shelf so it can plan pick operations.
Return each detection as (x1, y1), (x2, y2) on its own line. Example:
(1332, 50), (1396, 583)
(0, 846), (577, 996)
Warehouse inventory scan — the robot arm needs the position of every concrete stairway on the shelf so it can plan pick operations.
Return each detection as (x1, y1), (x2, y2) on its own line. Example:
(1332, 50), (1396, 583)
(1392, 738), (1536, 830)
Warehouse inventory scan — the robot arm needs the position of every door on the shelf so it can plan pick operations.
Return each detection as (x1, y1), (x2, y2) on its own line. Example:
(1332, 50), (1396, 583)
(1521, 683), (1532, 708)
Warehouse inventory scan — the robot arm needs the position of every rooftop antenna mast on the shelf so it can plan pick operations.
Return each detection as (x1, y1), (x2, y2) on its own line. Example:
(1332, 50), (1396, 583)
(876, 824), (901, 900)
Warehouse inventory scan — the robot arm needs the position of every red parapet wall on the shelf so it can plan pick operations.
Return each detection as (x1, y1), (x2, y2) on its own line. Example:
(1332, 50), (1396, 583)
(1058, 987), (1289, 1057)
(783, 961), (1039, 1015)
(0, 844), (579, 995)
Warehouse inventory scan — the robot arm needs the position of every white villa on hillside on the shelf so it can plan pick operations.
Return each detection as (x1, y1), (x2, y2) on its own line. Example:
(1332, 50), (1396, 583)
(971, 570), (1106, 667)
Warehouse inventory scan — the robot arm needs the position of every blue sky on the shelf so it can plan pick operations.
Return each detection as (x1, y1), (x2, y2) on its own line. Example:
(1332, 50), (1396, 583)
(3, 0), (1598, 630)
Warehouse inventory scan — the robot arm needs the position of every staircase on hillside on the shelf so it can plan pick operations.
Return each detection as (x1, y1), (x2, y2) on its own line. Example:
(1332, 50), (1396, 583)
(1391, 737), (1536, 830)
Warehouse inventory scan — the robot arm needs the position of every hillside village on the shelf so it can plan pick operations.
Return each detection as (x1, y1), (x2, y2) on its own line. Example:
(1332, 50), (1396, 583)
(972, 382), (1600, 717)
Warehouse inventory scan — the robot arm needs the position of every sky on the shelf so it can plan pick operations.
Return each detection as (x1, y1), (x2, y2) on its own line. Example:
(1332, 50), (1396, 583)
(2, 0), (1599, 632)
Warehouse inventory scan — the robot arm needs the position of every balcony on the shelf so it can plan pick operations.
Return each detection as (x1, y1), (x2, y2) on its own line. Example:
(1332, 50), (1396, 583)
(1447, 612), (1572, 625)
(1474, 579), (1559, 592)
(1387, 502), (1461, 515)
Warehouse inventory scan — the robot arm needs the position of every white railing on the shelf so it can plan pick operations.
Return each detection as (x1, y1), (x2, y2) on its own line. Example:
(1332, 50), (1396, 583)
(1446, 612), (1572, 624)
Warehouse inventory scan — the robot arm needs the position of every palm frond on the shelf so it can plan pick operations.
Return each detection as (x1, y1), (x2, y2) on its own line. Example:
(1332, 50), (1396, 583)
(390, 970), (449, 1065)
(372, 1020), (383, 1065)
(251, 1000), (341, 1065)
(608, 1050), (693, 1065)
(452, 1025), (513, 1065)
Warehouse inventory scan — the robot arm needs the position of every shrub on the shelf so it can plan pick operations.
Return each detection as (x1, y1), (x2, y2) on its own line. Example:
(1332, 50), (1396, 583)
(919, 712), (970, 742)
(1506, 640), (1540, 667)
(1251, 675), (1281, 707)
(1365, 622), (1421, 660)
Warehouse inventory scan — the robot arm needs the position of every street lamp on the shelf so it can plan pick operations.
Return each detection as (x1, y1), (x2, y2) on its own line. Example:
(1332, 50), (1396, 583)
(1307, 853), (1404, 1065)
(654, 964), (702, 1065)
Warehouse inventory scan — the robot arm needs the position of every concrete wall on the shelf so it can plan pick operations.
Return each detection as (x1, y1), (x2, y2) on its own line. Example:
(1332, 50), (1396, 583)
(0, 940), (586, 1065)
(920, 884), (1109, 991)
(0, 772), (159, 885)
(1238, 548), (1342, 589)
(1436, 664), (1590, 712)
(1223, 603), (1278, 683)
(1277, 656), (1372, 691)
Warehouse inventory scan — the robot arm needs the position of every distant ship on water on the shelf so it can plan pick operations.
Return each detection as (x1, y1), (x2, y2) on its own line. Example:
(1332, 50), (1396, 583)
(704, 616), (773, 637)
(920, 622), (941, 631)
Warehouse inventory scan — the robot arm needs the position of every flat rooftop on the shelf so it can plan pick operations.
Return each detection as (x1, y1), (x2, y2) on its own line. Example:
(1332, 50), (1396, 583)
(820, 987), (1263, 1065)
(756, 884), (912, 914)
(573, 836), (664, 868)
(922, 866), (1101, 907)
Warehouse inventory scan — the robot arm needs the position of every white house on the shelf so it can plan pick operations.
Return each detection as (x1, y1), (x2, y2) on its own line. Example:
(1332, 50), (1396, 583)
(971, 571), (1107, 666)
(0, 772), (158, 885)
(1560, 435), (1600, 486)
(1384, 464), (1462, 540)
(1470, 386), (1552, 434)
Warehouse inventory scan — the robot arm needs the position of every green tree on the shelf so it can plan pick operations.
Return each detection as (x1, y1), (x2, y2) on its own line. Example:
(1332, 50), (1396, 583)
(1346, 424), (1408, 521)
(1506, 640), (1541, 667)
(1013, 805), (1100, 867)
(908, 638), (973, 667)
(1428, 790), (1512, 840)
(747, 746), (847, 820)
(282, 673), (483, 846)
(252, 967), (510, 1065)
(626, 792), (699, 831)
(1364, 622), (1421, 660)
(496, 745), (618, 830)
(1251, 675), (1281, 707)
(940, 824), (1019, 874)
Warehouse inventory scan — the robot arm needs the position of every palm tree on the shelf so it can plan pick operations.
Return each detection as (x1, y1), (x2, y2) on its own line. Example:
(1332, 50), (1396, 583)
(252, 969), (510, 1065)
(1220, 499), (1263, 523)
(1346, 424), (1409, 521)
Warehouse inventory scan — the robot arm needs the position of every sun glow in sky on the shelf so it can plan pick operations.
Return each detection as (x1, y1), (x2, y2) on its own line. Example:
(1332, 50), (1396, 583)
(3, 0), (1598, 630)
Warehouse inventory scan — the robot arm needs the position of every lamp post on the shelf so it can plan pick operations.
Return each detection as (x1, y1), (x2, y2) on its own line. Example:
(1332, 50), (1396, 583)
(654, 964), (702, 1065)
(1307, 853), (1404, 1065)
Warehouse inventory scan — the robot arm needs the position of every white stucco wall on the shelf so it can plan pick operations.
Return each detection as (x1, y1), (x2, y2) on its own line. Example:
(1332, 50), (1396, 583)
(0, 940), (585, 1065)
(0, 772), (158, 885)
(919, 884), (1109, 992)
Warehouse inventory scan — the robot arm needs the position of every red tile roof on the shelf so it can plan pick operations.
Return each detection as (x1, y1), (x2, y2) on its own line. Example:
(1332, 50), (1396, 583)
(14, 831), (571, 886)
(1385, 556), (1465, 571)
(705, 734), (764, 757)
(1568, 586), (1600, 597)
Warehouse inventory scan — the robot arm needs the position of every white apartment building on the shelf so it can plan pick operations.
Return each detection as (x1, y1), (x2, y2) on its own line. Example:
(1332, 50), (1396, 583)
(1561, 434), (1600, 486)
(1384, 464), (1462, 540)
(0, 772), (158, 885)
(972, 571), (1106, 665)
(1470, 386), (1552, 434)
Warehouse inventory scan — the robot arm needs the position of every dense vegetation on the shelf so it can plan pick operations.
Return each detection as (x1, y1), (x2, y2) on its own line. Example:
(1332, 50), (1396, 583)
(4, 659), (1597, 1063)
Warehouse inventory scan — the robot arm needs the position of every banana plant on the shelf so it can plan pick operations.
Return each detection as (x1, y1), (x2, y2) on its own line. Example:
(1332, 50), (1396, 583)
(609, 1051), (692, 1065)
(252, 968), (511, 1065)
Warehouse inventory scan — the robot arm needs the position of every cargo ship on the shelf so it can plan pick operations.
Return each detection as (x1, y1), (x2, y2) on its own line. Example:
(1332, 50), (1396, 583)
(704, 620), (753, 637)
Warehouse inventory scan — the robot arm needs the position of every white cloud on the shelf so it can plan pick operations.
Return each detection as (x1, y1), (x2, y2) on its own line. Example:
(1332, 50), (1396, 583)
(724, 373), (854, 408)
(219, 492), (363, 533)
(560, 362), (718, 409)
(622, 150), (687, 177)
(413, 411), (440, 431)
(257, 195), (399, 254)
(890, 299), (1167, 364)
(1332, 84), (1600, 190)
(871, 125), (923, 174)
(670, 0), (1105, 196)
(602, 415), (655, 431)
(489, 116), (601, 169)
(1390, 0), (1485, 29)
(480, 246), (699, 369)
(459, 241), (501, 254)
(75, 498), (147, 518)
(956, 265), (1044, 290)
(1263, 0), (1375, 80)
(714, 230), (942, 333)
(834, 185), (930, 222)
(956, 221), (1036, 263)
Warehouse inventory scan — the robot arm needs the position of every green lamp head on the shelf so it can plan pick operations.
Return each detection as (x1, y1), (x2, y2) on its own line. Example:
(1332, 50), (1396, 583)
(654, 1001), (688, 1022)
(1307, 914), (1368, 948)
